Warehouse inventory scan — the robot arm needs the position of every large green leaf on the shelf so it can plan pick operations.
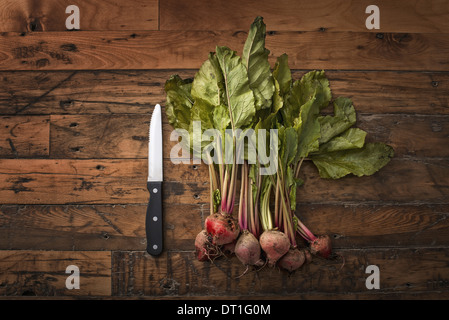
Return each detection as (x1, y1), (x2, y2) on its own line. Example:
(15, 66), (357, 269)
(164, 75), (197, 157)
(294, 96), (321, 159)
(191, 98), (215, 131)
(272, 53), (292, 97)
(318, 97), (356, 144)
(280, 80), (301, 127)
(281, 70), (331, 127)
(316, 127), (366, 154)
(216, 46), (256, 129)
(299, 70), (332, 111)
(310, 142), (394, 179)
(213, 104), (231, 133)
(283, 127), (298, 167)
(242, 16), (274, 111)
(164, 75), (193, 131)
(272, 53), (291, 113)
(191, 53), (224, 107)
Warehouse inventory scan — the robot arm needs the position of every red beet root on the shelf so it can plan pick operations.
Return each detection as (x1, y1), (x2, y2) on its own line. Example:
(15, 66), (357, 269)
(310, 235), (332, 259)
(278, 248), (305, 272)
(259, 230), (291, 267)
(303, 248), (313, 264)
(235, 230), (264, 267)
(222, 240), (236, 255)
(195, 230), (218, 262)
(205, 213), (240, 246)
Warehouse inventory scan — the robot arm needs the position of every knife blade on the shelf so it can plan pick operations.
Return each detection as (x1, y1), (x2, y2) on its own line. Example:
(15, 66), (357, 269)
(146, 103), (163, 256)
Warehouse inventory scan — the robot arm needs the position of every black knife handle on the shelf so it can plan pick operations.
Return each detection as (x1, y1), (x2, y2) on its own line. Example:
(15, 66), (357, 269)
(146, 181), (163, 256)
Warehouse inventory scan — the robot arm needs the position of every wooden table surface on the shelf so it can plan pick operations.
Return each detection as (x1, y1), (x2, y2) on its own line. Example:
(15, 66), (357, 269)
(0, 0), (448, 300)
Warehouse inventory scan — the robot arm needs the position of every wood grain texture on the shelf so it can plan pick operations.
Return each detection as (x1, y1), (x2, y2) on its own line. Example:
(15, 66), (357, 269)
(50, 114), (167, 159)
(1, 31), (449, 71)
(0, 0), (158, 32)
(0, 159), (208, 205)
(47, 113), (449, 159)
(160, 0), (449, 33)
(1, 204), (447, 251)
(0, 116), (49, 157)
(1, 1), (449, 300)
(1, 70), (447, 115)
(112, 248), (449, 297)
(0, 204), (203, 251)
(296, 204), (449, 248)
(298, 159), (449, 204)
(358, 114), (449, 158)
(0, 250), (111, 296)
(0, 158), (447, 205)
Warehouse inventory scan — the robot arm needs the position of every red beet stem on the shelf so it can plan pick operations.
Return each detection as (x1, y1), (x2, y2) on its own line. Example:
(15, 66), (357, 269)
(296, 217), (317, 242)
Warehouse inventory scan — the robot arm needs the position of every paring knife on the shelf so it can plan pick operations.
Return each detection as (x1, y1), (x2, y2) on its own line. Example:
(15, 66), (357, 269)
(146, 103), (163, 256)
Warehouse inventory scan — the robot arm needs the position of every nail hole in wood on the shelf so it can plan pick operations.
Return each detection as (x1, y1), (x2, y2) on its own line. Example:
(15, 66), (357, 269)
(376, 33), (384, 39)
(70, 146), (83, 152)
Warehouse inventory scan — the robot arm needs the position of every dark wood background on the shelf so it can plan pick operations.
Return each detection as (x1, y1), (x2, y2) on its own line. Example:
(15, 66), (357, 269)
(0, 0), (448, 300)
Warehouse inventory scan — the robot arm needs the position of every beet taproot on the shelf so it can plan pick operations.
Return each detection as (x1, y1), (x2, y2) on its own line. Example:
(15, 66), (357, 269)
(259, 230), (290, 267)
(195, 230), (219, 262)
(310, 235), (332, 259)
(278, 248), (305, 272)
(234, 230), (264, 267)
(205, 213), (240, 246)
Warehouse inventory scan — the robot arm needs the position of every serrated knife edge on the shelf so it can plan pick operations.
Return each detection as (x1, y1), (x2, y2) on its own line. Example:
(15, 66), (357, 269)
(148, 103), (163, 182)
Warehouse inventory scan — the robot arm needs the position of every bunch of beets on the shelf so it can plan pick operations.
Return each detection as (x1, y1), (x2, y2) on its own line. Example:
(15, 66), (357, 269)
(165, 17), (393, 273)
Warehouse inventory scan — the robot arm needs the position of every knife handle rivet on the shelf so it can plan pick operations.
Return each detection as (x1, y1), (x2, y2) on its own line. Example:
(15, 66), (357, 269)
(152, 188), (158, 193)
(153, 216), (158, 222)
(153, 244), (158, 250)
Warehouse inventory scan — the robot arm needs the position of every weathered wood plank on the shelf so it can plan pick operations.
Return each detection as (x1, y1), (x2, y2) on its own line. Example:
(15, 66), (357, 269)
(299, 159), (449, 204)
(0, 204), (447, 251)
(50, 113), (175, 159)
(324, 71), (449, 115)
(0, 159), (208, 205)
(0, 250), (111, 296)
(1, 70), (447, 115)
(0, 158), (447, 205)
(48, 113), (449, 159)
(112, 248), (449, 296)
(0, 70), (164, 115)
(295, 204), (449, 248)
(0, 31), (448, 71)
(160, 0), (449, 33)
(0, 0), (158, 32)
(0, 204), (203, 251)
(0, 116), (49, 157)
(113, 251), (167, 297)
(358, 114), (449, 158)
